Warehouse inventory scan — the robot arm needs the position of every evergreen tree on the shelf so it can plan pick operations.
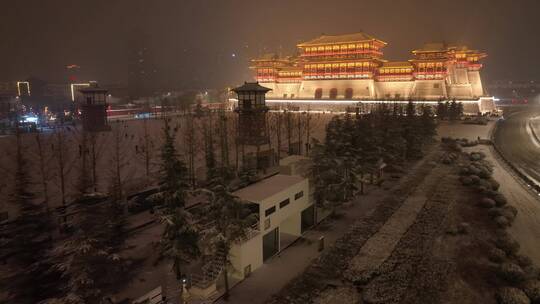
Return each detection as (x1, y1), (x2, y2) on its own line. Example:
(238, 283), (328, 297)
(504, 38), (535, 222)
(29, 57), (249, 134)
(420, 105), (437, 142)
(436, 101), (447, 120)
(46, 199), (123, 304)
(457, 102), (464, 118)
(203, 115), (220, 187)
(402, 101), (422, 159)
(159, 118), (190, 210)
(449, 100), (458, 120)
(1, 126), (60, 303)
(158, 118), (200, 299)
(106, 122), (128, 250)
(200, 184), (257, 300)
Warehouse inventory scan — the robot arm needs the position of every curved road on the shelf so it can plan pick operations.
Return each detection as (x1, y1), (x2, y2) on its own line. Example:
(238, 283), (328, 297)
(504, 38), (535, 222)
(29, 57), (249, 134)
(494, 106), (540, 184)
(491, 106), (540, 263)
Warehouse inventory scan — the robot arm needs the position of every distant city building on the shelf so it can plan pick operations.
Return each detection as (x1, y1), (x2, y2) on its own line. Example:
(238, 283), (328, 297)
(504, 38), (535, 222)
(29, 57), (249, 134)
(0, 81), (30, 97)
(128, 34), (159, 99)
(0, 82), (18, 97)
(487, 80), (540, 104)
(247, 32), (496, 114)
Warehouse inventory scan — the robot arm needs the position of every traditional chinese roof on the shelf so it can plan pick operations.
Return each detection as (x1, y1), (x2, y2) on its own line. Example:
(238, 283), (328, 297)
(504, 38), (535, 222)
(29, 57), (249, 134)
(298, 32), (386, 47)
(412, 42), (449, 53)
(381, 61), (413, 68)
(232, 82), (272, 93)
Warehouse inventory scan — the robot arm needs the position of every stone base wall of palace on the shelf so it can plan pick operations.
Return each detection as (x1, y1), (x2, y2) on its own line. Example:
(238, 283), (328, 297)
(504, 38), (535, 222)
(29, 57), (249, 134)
(468, 71), (485, 97)
(298, 79), (375, 99)
(374, 81), (415, 99)
(447, 84), (474, 99)
(411, 80), (448, 99)
(262, 98), (495, 115)
(264, 79), (484, 101)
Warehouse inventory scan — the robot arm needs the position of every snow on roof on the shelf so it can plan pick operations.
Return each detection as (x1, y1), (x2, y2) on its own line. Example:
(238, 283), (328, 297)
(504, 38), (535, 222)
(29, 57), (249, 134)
(279, 155), (309, 167)
(232, 82), (272, 93)
(298, 32), (385, 47)
(233, 174), (305, 203)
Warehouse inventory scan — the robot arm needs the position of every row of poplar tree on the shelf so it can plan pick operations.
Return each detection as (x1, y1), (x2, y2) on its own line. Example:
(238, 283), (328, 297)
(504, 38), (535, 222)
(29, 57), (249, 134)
(310, 101), (438, 213)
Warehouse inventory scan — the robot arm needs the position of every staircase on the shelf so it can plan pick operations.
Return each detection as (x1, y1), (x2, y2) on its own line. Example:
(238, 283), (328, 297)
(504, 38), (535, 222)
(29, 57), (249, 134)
(190, 247), (227, 299)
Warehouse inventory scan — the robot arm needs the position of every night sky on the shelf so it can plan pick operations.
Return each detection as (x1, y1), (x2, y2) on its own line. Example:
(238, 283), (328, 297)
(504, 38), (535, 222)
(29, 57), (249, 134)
(1, 0), (539, 89)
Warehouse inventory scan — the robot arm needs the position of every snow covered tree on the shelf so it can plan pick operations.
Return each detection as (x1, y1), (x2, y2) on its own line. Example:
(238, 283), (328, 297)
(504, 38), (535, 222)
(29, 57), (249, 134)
(46, 197), (124, 304)
(420, 105), (437, 142)
(160, 118), (190, 209)
(203, 114), (220, 187)
(1, 125), (60, 303)
(106, 122), (129, 249)
(160, 208), (199, 281)
(436, 101), (447, 120)
(158, 118), (200, 300)
(402, 101), (423, 159)
(200, 184), (258, 300)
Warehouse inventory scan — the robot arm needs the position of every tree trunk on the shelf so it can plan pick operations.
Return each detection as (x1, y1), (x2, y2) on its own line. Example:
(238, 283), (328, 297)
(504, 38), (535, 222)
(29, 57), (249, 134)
(232, 116), (239, 172)
(113, 124), (123, 201)
(143, 116), (151, 179)
(223, 265), (230, 301)
(55, 129), (67, 207)
(90, 133), (98, 193)
(305, 110), (311, 156)
(286, 110), (292, 155)
(297, 114), (302, 155)
(35, 133), (49, 211)
(276, 113), (282, 161)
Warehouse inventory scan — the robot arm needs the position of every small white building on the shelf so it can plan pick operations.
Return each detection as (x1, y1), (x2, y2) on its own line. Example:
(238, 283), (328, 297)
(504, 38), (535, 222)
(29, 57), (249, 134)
(229, 173), (313, 281)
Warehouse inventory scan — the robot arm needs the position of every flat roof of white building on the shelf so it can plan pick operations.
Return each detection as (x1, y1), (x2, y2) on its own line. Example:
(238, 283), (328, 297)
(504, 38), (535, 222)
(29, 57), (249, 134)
(279, 155), (309, 167)
(233, 174), (305, 203)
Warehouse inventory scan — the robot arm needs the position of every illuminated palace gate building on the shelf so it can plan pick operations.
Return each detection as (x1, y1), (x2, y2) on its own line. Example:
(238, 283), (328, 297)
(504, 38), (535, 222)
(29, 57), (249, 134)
(248, 32), (495, 114)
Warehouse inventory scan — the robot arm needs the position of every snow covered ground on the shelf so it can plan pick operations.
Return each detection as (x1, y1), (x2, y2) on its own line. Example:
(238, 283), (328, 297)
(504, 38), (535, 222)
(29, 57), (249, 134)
(0, 112), (333, 217)
(438, 118), (540, 265)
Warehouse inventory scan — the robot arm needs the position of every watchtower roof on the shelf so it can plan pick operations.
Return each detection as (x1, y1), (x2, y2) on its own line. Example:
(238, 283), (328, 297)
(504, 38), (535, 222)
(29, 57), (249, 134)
(232, 82), (272, 93)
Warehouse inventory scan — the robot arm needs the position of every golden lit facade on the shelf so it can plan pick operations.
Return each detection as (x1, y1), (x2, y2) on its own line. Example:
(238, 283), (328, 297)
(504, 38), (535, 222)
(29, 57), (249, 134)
(248, 32), (495, 113)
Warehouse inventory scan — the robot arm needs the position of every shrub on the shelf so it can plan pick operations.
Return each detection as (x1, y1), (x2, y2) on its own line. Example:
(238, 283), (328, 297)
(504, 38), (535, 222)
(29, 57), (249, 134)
(489, 207), (504, 218)
(470, 175), (481, 185)
(458, 222), (471, 234)
(496, 287), (531, 304)
(479, 197), (496, 208)
(494, 194), (509, 207)
(461, 176), (473, 186)
(503, 206), (518, 218)
(489, 178), (501, 191)
(470, 152), (486, 161)
(516, 255), (533, 268)
(489, 247), (507, 263)
(522, 280), (540, 304)
(479, 179), (494, 190)
(498, 263), (527, 284)
(485, 189), (500, 198)
(459, 166), (470, 175)
(496, 235), (521, 256)
(495, 216), (510, 228)
(501, 207), (518, 224)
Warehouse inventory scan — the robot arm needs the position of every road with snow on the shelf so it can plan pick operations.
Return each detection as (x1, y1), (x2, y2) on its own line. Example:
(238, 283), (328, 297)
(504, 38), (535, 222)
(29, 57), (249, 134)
(494, 106), (540, 184)
(488, 106), (540, 263)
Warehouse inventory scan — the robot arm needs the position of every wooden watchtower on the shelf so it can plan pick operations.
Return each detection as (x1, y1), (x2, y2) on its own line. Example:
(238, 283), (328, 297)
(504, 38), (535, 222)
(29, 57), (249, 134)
(79, 83), (110, 132)
(233, 82), (273, 170)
